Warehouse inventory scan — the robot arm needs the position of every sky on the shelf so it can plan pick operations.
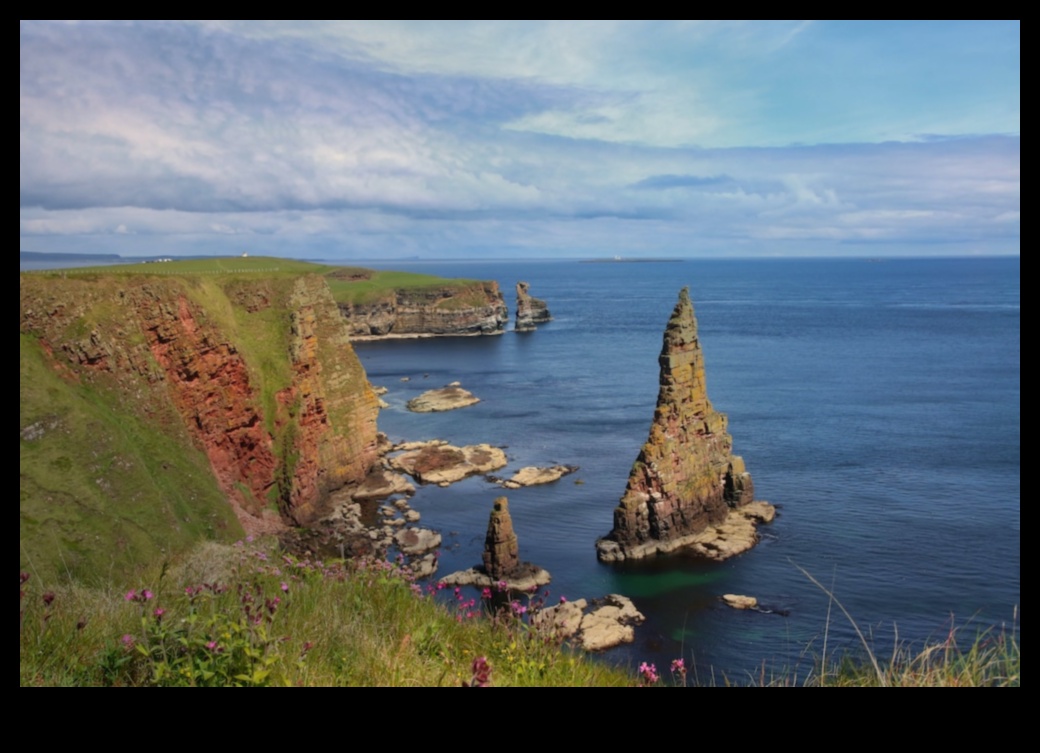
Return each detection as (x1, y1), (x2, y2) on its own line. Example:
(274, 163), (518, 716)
(20, 20), (1020, 260)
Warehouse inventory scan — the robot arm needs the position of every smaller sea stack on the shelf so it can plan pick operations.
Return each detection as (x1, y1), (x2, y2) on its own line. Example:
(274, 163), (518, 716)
(515, 281), (552, 331)
(482, 496), (520, 579)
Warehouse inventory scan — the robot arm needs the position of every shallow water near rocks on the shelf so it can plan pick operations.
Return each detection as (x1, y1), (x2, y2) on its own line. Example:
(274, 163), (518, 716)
(354, 256), (1020, 681)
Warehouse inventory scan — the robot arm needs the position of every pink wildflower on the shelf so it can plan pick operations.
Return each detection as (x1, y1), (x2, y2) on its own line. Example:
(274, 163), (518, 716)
(280, 582), (289, 593)
(638, 662), (660, 684)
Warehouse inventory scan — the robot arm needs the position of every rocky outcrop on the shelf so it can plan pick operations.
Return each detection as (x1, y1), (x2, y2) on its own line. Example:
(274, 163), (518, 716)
(406, 384), (480, 412)
(515, 281), (552, 331)
(531, 594), (646, 652)
(597, 287), (768, 562)
(20, 271), (381, 539)
(496, 465), (579, 489)
(388, 441), (507, 486)
(338, 281), (508, 338)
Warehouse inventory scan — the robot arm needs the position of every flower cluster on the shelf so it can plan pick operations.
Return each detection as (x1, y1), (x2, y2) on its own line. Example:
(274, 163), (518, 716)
(638, 661), (660, 685)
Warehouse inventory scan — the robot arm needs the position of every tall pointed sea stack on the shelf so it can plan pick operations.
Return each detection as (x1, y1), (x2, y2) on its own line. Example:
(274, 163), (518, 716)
(597, 287), (762, 562)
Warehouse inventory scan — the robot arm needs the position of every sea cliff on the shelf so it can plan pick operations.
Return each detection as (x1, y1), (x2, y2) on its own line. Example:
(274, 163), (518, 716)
(20, 262), (380, 579)
(329, 268), (507, 338)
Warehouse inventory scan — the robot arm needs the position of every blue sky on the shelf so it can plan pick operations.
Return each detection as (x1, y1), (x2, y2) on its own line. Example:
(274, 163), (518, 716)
(20, 21), (1019, 259)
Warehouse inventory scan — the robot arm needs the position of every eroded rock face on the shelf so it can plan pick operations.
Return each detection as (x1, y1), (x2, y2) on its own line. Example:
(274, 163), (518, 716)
(482, 496), (520, 579)
(515, 281), (552, 331)
(20, 273), (381, 533)
(339, 282), (508, 338)
(597, 287), (759, 561)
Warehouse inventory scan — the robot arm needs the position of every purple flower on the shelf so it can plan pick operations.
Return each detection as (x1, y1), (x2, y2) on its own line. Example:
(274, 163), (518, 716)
(481, 587), (492, 599)
(42, 591), (55, 607)
(469, 656), (492, 687)
(670, 658), (686, 675)
(153, 607), (166, 620)
(280, 582), (289, 593)
(121, 634), (135, 649)
(125, 589), (137, 602)
(141, 589), (154, 601)
(638, 662), (660, 684)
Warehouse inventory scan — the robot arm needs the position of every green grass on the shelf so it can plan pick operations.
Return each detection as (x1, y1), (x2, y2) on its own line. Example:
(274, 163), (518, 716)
(24, 256), (335, 277)
(19, 537), (1020, 687)
(20, 334), (242, 585)
(325, 268), (481, 305)
(19, 539), (635, 687)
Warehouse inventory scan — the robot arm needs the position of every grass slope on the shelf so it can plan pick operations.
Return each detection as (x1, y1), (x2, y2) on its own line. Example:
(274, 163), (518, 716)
(20, 334), (241, 585)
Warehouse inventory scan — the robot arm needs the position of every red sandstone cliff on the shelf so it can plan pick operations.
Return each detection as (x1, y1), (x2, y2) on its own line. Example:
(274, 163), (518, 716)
(20, 272), (380, 533)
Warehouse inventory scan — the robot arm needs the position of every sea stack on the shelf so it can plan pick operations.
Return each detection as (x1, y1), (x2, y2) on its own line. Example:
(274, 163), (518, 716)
(596, 287), (764, 562)
(440, 495), (551, 590)
(515, 282), (552, 331)
(482, 496), (520, 579)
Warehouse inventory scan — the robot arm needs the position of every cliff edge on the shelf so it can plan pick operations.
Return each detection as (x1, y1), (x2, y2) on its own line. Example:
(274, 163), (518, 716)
(20, 261), (380, 580)
(597, 287), (766, 562)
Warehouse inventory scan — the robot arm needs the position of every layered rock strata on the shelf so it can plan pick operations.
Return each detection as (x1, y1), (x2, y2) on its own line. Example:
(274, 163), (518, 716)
(596, 287), (764, 562)
(514, 281), (552, 331)
(20, 272), (381, 538)
(338, 282), (508, 338)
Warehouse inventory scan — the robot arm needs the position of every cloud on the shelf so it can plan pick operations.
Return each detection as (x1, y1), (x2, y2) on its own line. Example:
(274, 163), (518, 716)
(20, 21), (1019, 259)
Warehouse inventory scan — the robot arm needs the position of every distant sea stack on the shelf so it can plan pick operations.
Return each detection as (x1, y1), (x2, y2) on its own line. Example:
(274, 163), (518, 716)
(515, 281), (552, 331)
(597, 287), (771, 562)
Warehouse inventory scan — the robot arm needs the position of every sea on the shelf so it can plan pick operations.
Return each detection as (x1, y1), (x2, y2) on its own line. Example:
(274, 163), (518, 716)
(351, 256), (1020, 681)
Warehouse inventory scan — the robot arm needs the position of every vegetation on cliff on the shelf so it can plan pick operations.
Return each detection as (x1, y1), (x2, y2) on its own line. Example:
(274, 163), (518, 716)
(20, 257), (386, 582)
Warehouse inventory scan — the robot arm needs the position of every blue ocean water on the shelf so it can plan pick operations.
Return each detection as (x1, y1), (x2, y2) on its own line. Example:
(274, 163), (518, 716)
(354, 257), (1020, 680)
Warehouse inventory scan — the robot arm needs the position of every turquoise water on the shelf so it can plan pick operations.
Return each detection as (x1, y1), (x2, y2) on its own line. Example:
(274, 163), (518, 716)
(354, 257), (1020, 679)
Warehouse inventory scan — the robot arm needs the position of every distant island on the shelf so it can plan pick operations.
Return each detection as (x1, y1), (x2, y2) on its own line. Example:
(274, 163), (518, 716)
(581, 257), (685, 263)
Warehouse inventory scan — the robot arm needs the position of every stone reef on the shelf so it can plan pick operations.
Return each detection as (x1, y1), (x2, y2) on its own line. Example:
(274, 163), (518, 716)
(338, 282), (508, 338)
(597, 287), (762, 562)
(514, 281), (552, 331)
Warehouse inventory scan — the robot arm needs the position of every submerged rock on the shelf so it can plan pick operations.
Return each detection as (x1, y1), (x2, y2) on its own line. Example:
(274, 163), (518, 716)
(515, 281), (552, 331)
(597, 287), (770, 562)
